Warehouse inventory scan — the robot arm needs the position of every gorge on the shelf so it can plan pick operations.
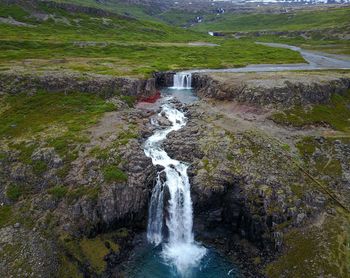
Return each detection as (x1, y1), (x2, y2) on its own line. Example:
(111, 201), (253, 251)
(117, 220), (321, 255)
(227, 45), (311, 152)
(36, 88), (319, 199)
(125, 75), (240, 277)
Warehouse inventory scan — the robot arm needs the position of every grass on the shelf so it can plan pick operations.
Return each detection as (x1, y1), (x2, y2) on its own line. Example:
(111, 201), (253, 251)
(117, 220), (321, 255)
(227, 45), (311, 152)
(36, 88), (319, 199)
(120, 95), (137, 107)
(270, 90), (350, 132)
(102, 165), (128, 183)
(66, 186), (100, 203)
(60, 231), (123, 274)
(79, 237), (118, 273)
(252, 35), (350, 55)
(0, 2), (305, 76)
(0, 205), (13, 227)
(0, 91), (115, 139)
(190, 7), (350, 33)
(185, 7), (350, 55)
(6, 184), (25, 201)
(0, 91), (116, 183)
(296, 136), (346, 179)
(48, 185), (68, 199)
(265, 211), (350, 278)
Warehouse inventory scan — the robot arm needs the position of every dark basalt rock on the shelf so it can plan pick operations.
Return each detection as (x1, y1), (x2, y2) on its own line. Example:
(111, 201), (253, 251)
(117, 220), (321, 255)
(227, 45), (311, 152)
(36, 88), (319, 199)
(56, 140), (157, 236)
(0, 72), (157, 99)
(153, 71), (176, 88)
(160, 103), (348, 276)
(192, 73), (350, 108)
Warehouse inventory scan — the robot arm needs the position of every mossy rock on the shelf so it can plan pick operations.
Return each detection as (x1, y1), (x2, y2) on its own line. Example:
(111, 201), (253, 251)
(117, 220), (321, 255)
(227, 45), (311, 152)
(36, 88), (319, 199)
(265, 211), (350, 278)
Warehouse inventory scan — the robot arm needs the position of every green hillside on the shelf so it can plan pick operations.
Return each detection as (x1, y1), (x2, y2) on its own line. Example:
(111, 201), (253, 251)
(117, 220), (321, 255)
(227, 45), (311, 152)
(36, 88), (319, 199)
(0, 0), (304, 77)
(183, 6), (350, 55)
(190, 7), (350, 32)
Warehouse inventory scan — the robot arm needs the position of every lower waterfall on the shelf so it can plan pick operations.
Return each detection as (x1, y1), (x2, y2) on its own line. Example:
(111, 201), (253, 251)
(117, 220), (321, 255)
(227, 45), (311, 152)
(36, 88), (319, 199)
(144, 101), (206, 275)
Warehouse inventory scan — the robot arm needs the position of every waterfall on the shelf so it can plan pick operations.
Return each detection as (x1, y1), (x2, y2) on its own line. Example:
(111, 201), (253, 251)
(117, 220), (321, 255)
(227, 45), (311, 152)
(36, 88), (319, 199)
(172, 72), (192, 89)
(144, 100), (206, 275)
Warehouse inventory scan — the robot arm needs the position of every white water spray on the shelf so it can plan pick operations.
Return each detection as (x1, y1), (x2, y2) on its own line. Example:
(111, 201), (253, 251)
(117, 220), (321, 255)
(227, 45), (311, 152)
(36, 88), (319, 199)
(144, 99), (206, 275)
(172, 72), (192, 89)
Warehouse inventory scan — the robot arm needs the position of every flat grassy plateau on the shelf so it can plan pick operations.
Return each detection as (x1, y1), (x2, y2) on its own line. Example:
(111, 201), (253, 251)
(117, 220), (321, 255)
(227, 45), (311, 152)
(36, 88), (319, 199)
(0, 1), (305, 77)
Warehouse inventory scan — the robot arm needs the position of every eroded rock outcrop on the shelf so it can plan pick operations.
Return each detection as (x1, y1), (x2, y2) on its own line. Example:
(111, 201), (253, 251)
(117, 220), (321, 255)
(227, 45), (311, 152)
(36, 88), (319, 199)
(0, 72), (157, 99)
(56, 139), (156, 236)
(162, 101), (350, 277)
(193, 71), (350, 107)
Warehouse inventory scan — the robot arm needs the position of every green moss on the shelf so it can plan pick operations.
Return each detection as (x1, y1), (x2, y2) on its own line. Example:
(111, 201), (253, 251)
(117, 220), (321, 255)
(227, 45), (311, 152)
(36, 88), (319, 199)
(9, 143), (36, 164)
(296, 137), (316, 157)
(58, 255), (83, 278)
(226, 153), (234, 161)
(90, 146), (109, 160)
(48, 186), (68, 200)
(0, 4), (29, 21)
(79, 237), (118, 273)
(0, 151), (6, 160)
(265, 212), (349, 278)
(271, 91), (350, 132)
(1, 242), (34, 274)
(281, 144), (291, 152)
(114, 228), (129, 238)
(117, 130), (138, 145)
(290, 183), (304, 198)
(66, 186), (100, 203)
(60, 233), (121, 275)
(103, 166), (128, 183)
(32, 160), (48, 175)
(57, 164), (71, 179)
(6, 184), (25, 201)
(0, 205), (13, 227)
(297, 136), (344, 178)
(314, 154), (343, 178)
(120, 95), (137, 107)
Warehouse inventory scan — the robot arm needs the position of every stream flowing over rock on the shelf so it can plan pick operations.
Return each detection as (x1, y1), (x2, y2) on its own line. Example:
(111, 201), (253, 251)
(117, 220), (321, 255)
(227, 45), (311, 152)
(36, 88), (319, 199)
(144, 97), (206, 275)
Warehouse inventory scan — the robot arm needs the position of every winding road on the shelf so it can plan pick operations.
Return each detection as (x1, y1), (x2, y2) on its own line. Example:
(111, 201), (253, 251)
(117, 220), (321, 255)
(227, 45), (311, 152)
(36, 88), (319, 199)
(186, 42), (350, 74)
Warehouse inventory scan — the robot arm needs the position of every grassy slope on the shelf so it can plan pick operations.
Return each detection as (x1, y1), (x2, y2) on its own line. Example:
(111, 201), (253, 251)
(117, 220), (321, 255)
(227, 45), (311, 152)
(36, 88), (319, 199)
(190, 7), (350, 32)
(0, 1), (304, 77)
(0, 92), (115, 176)
(155, 7), (349, 55)
(270, 90), (350, 133)
(50, 0), (163, 21)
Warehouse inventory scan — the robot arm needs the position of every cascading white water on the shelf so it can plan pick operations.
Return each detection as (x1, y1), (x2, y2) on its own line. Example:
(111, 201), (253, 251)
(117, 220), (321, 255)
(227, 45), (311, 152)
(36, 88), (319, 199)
(144, 99), (206, 276)
(172, 72), (192, 89)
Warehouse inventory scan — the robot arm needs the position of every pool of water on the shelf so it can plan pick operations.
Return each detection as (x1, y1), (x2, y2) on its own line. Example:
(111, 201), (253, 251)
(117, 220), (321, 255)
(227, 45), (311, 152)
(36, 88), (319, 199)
(161, 88), (199, 104)
(124, 244), (240, 278)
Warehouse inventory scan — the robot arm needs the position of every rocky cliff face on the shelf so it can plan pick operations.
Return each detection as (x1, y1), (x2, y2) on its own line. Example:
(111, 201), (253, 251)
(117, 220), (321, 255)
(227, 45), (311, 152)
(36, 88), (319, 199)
(0, 99), (157, 276)
(162, 100), (350, 277)
(153, 71), (176, 88)
(0, 72), (157, 99)
(192, 72), (350, 107)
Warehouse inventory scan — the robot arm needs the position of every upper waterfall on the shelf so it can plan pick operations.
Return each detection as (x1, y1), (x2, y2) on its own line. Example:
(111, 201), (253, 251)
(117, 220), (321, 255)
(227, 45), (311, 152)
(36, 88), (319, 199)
(172, 72), (192, 89)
